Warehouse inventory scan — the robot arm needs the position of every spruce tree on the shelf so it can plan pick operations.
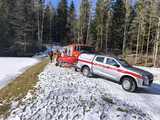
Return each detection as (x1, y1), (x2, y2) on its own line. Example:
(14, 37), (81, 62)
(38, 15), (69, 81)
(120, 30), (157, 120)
(79, 0), (90, 44)
(68, 0), (76, 43)
(94, 0), (111, 51)
(110, 0), (126, 52)
(57, 0), (68, 45)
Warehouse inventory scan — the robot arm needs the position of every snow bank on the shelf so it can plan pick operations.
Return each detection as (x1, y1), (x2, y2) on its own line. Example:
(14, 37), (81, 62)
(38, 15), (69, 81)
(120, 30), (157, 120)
(6, 64), (151, 120)
(0, 57), (40, 89)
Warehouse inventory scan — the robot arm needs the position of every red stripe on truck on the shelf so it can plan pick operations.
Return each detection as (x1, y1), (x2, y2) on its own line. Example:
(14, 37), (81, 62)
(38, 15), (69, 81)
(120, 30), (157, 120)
(78, 59), (93, 64)
(78, 59), (142, 79)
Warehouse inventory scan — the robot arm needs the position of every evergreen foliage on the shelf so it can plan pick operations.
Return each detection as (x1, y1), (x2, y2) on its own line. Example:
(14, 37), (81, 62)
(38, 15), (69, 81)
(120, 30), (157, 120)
(0, 0), (160, 66)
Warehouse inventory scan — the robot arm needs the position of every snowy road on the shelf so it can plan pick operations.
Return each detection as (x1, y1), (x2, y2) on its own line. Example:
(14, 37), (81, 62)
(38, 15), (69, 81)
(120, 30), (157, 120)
(96, 74), (160, 120)
(5, 64), (160, 120)
(0, 57), (40, 89)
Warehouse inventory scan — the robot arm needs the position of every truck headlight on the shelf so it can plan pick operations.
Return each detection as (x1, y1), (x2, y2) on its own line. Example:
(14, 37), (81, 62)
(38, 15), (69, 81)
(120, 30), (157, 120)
(144, 76), (149, 80)
(143, 76), (149, 85)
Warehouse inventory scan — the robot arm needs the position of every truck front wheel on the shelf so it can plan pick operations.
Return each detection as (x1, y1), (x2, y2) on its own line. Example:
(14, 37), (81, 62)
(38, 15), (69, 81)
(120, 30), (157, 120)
(82, 66), (90, 77)
(122, 77), (136, 92)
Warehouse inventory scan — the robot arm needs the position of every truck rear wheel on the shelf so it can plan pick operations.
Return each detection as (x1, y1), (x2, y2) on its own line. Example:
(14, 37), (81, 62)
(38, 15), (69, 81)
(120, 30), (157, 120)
(82, 66), (90, 77)
(75, 67), (78, 72)
(122, 77), (136, 92)
(55, 62), (59, 66)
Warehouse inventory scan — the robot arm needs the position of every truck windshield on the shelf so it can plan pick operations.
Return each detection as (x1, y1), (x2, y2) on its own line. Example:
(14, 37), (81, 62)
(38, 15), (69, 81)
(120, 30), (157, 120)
(78, 46), (95, 53)
(117, 59), (131, 67)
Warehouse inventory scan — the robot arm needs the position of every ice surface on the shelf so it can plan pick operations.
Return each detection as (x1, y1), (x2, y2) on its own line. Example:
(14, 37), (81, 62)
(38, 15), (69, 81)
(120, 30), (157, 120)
(0, 57), (39, 89)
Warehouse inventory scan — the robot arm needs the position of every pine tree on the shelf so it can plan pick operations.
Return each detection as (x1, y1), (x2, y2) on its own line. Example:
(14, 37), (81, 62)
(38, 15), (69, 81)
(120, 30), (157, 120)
(57, 0), (68, 45)
(36, 0), (45, 50)
(131, 0), (157, 64)
(43, 4), (53, 44)
(9, 0), (26, 53)
(110, 0), (126, 52)
(122, 0), (132, 55)
(94, 0), (111, 51)
(152, 0), (160, 66)
(0, 0), (16, 49)
(8, 0), (39, 54)
(79, 0), (91, 44)
(68, 0), (76, 43)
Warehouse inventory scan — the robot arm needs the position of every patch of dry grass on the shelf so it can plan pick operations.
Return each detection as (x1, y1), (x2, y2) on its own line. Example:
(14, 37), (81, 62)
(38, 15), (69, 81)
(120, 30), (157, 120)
(117, 107), (129, 113)
(0, 59), (48, 116)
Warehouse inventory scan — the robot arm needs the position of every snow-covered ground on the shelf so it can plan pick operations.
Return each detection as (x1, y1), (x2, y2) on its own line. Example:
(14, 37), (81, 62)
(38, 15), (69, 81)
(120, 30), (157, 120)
(0, 57), (40, 89)
(5, 64), (160, 120)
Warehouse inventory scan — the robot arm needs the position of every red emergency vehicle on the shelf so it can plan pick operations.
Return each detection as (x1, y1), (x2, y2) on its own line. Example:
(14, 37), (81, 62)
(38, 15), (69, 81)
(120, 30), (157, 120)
(57, 44), (95, 67)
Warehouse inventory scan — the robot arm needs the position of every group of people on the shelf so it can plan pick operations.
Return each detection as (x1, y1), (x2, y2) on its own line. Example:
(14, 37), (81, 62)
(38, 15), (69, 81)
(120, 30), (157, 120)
(48, 50), (61, 63)
(48, 49), (68, 63)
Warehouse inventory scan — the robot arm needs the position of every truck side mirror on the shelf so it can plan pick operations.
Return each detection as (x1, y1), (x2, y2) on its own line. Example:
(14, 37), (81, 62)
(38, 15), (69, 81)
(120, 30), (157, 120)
(114, 64), (120, 67)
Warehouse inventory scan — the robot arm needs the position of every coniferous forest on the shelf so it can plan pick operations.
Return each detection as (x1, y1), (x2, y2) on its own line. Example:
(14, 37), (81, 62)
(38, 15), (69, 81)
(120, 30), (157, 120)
(0, 0), (160, 66)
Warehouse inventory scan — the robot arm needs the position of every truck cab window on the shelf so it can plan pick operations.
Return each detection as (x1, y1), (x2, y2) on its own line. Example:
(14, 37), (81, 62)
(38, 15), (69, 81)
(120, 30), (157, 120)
(106, 58), (119, 67)
(95, 57), (105, 63)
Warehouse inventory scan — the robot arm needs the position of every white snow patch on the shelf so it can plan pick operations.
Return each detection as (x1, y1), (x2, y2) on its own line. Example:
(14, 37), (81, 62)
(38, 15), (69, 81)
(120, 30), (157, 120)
(0, 57), (40, 89)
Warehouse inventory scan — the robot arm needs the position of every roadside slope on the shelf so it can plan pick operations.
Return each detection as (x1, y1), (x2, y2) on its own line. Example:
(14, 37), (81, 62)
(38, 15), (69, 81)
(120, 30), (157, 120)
(0, 59), (48, 117)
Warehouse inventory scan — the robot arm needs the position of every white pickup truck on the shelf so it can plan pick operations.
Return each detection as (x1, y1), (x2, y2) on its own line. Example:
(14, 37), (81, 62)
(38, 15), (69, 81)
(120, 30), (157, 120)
(75, 53), (153, 92)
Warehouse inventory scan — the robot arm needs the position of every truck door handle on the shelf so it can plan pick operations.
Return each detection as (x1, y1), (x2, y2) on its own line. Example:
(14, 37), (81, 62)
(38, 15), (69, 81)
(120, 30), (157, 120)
(117, 69), (122, 72)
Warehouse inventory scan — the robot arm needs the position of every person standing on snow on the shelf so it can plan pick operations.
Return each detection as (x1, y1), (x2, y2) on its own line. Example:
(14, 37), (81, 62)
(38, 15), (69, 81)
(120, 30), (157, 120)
(48, 50), (53, 63)
(54, 49), (61, 65)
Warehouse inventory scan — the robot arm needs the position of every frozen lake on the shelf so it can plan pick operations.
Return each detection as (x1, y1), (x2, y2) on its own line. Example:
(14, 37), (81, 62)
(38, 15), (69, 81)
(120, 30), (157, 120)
(0, 57), (39, 89)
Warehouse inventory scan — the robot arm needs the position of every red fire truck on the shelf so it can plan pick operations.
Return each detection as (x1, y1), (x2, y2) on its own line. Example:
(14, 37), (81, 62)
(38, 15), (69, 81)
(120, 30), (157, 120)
(56, 44), (95, 67)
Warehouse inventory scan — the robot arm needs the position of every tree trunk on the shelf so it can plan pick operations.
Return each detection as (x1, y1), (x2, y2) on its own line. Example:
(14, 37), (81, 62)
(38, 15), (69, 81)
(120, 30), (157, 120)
(24, 33), (27, 53)
(105, 15), (110, 54)
(135, 22), (141, 64)
(86, 9), (91, 45)
(37, 0), (45, 49)
(40, 6), (44, 47)
(100, 26), (103, 49)
(78, 31), (80, 44)
(49, 8), (52, 44)
(37, 5), (41, 48)
(153, 17), (160, 67)
(96, 28), (100, 50)
(140, 27), (145, 55)
(80, 24), (83, 44)
(145, 16), (152, 65)
(122, 0), (129, 55)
